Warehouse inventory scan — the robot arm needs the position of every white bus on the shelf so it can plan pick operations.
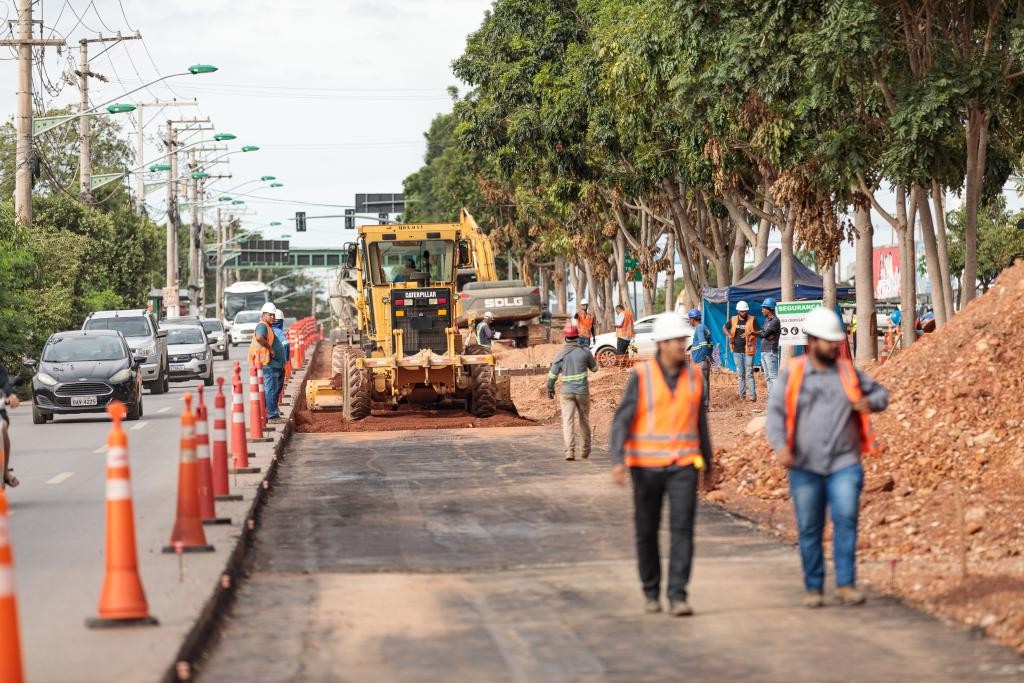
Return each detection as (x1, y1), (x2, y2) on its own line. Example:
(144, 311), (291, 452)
(223, 281), (271, 323)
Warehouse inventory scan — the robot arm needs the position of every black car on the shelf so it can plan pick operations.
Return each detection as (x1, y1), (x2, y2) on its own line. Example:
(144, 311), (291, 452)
(28, 329), (145, 423)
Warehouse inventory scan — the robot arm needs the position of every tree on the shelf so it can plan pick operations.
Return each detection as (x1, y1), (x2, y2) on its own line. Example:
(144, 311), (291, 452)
(947, 198), (1024, 296)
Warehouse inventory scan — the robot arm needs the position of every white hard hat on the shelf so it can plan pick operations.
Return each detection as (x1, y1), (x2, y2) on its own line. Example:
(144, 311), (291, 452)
(580, 299), (589, 306)
(483, 310), (494, 319)
(651, 313), (695, 343)
(803, 307), (845, 342)
(275, 308), (284, 320)
(261, 302), (277, 315)
(736, 301), (750, 312)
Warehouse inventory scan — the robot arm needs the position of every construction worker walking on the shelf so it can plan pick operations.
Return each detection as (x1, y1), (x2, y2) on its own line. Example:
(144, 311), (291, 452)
(574, 300), (596, 347)
(611, 314), (713, 616)
(723, 300), (759, 401)
(766, 308), (888, 608)
(614, 304), (635, 356)
(547, 322), (598, 461)
(757, 298), (781, 397)
(686, 308), (712, 412)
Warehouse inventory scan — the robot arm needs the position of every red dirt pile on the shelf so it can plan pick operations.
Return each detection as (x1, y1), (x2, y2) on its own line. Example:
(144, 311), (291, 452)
(714, 259), (1024, 653)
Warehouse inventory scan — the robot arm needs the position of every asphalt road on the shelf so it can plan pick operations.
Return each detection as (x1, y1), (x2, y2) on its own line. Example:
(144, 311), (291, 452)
(199, 426), (1024, 682)
(6, 344), (266, 683)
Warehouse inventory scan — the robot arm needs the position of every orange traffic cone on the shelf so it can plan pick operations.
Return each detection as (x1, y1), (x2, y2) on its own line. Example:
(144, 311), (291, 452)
(212, 377), (242, 502)
(256, 361), (268, 431)
(163, 394), (214, 553)
(195, 386), (230, 525)
(248, 365), (263, 440)
(87, 402), (159, 628)
(0, 488), (24, 682)
(232, 365), (260, 475)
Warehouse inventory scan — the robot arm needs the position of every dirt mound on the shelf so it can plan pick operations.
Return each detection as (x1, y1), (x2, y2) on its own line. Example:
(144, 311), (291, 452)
(713, 259), (1024, 652)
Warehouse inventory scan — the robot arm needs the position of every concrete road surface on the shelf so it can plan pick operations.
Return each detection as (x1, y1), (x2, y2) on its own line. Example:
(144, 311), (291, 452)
(8, 345), (268, 683)
(199, 427), (1024, 682)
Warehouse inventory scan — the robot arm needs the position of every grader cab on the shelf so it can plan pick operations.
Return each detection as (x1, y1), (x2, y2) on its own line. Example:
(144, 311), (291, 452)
(306, 219), (510, 419)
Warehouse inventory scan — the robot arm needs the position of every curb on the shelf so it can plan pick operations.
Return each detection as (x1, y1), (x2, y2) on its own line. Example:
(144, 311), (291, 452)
(160, 346), (317, 683)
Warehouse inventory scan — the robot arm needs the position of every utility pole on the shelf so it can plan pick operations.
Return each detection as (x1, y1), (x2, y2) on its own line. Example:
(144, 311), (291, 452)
(134, 100), (197, 215)
(188, 148), (200, 315)
(215, 207), (224, 320)
(0, 0), (64, 225)
(164, 122), (180, 315)
(76, 33), (141, 202)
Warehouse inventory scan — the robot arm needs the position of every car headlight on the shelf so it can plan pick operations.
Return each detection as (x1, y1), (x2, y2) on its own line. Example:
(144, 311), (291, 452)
(136, 344), (157, 357)
(109, 368), (132, 383)
(193, 352), (207, 360)
(35, 371), (58, 386)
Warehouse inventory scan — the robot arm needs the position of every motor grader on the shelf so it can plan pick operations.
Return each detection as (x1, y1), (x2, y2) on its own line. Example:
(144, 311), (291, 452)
(306, 216), (511, 419)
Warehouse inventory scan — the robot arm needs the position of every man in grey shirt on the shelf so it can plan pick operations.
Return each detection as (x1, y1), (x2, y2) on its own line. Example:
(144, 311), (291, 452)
(548, 321), (598, 460)
(766, 308), (888, 608)
(757, 298), (781, 397)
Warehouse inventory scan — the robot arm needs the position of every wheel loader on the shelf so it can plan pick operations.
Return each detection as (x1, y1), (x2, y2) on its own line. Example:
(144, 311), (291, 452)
(306, 215), (512, 419)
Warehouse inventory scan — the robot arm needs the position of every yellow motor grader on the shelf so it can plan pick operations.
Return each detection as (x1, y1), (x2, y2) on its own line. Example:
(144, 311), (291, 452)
(306, 212), (511, 419)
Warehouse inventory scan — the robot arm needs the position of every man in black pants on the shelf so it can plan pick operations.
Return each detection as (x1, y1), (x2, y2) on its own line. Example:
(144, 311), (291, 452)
(611, 313), (713, 616)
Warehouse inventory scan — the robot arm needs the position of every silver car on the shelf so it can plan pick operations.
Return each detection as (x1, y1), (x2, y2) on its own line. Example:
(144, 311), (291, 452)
(83, 309), (169, 394)
(161, 324), (214, 386)
(201, 318), (229, 360)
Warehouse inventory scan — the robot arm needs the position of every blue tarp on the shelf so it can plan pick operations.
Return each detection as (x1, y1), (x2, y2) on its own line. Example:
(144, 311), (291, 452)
(702, 249), (852, 372)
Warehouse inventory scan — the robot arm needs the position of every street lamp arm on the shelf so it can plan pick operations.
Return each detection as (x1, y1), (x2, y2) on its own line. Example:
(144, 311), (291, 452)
(87, 71), (194, 117)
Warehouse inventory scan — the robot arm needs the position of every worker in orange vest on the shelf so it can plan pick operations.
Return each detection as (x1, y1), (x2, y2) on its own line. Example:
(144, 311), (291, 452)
(614, 304), (635, 356)
(766, 308), (888, 608)
(574, 300), (597, 347)
(250, 302), (285, 422)
(611, 314), (714, 617)
(723, 301), (759, 401)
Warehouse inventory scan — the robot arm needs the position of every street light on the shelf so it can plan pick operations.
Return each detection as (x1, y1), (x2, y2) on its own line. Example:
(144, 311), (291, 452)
(105, 103), (136, 114)
(241, 145), (260, 152)
(218, 195), (233, 201)
(191, 171), (211, 180)
(260, 175), (276, 182)
(188, 64), (218, 74)
(232, 200), (245, 205)
(213, 133), (237, 142)
(270, 221), (282, 226)
(270, 182), (284, 188)
(150, 163), (172, 172)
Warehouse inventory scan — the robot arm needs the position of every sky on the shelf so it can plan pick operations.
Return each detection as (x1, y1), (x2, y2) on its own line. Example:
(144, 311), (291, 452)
(0, 0), (495, 252)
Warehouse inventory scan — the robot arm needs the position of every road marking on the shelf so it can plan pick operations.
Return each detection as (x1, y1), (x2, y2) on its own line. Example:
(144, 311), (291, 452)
(157, 407), (170, 413)
(93, 445), (107, 454)
(46, 472), (75, 485)
(130, 421), (148, 431)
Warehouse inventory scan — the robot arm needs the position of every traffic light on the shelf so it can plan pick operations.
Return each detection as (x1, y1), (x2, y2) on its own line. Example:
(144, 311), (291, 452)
(344, 208), (355, 230)
(295, 211), (307, 232)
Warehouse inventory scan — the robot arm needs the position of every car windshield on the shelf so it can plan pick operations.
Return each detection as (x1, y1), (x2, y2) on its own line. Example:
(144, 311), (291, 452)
(368, 239), (454, 285)
(164, 328), (206, 345)
(225, 291), (269, 320)
(43, 336), (126, 362)
(201, 320), (223, 333)
(84, 316), (151, 337)
(234, 311), (261, 324)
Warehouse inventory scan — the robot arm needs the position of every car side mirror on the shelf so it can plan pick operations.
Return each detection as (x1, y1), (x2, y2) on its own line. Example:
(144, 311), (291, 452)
(156, 329), (168, 338)
(23, 358), (36, 369)
(133, 353), (147, 364)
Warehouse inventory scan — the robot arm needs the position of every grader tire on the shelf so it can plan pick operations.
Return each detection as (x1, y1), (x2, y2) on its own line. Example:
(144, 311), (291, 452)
(343, 349), (372, 421)
(331, 344), (349, 378)
(470, 363), (498, 418)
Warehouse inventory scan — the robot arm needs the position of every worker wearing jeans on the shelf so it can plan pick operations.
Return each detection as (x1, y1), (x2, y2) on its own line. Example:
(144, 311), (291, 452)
(724, 301), (758, 401)
(758, 298), (781, 398)
(547, 322), (598, 460)
(766, 308), (888, 607)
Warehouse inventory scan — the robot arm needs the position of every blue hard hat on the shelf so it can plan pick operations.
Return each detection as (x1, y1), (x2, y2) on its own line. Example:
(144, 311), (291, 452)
(686, 307), (701, 320)
(761, 297), (776, 310)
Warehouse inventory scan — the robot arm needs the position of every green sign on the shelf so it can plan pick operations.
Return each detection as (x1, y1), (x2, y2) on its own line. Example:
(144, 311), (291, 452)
(776, 300), (822, 347)
(624, 255), (641, 282)
(90, 173), (124, 191)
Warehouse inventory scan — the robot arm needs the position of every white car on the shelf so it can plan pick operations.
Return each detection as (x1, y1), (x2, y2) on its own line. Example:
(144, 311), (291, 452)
(228, 310), (261, 347)
(590, 315), (659, 366)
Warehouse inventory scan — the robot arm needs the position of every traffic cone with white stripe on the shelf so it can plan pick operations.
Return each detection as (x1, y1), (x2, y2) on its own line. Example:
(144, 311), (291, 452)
(256, 360), (268, 431)
(212, 377), (242, 502)
(195, 386), (229, 525)
(248, 364), (263, 441)
(232, 364), (260, 475)
(163, 394), (214, 553)
(87, 401), (158, 628)
(0, 488), (24, 682)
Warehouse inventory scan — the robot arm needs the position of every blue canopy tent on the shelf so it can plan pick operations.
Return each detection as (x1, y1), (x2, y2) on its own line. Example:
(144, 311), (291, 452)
(701, 249), (854, 371)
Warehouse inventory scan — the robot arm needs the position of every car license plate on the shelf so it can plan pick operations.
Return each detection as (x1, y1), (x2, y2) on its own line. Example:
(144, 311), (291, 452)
(70, 396), (97, 407)
(170, 363), (187, 371)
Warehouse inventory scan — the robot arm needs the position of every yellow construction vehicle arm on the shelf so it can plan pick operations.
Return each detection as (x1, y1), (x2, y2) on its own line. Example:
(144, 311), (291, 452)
(460, 208), (498, 282)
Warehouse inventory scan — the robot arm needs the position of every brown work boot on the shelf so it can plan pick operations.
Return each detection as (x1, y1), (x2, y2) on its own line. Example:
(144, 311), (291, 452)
(581, 451), (590, 460)
(835, 586), (866, 606)
(669, 600), (693, 617)
(802, 591), (824, 608)
(564, 453), (575, 461)
(644, 598), (662, 614)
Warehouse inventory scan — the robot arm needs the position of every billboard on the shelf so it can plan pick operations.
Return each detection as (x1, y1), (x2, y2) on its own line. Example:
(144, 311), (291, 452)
(873, 247), (900, 299)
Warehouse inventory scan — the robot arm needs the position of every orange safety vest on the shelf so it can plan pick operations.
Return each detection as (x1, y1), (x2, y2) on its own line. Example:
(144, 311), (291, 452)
(617, 310), (635, 339)
(247, 323), (275, 366)
(784, 356), (880, 457)
(577, 311), (595, 338)
(728, 315), (758, 355)
(624, 360), (704, 468)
